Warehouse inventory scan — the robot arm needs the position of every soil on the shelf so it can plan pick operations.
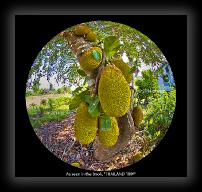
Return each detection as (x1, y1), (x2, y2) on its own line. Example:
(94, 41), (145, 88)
(34, 111), (145, 171)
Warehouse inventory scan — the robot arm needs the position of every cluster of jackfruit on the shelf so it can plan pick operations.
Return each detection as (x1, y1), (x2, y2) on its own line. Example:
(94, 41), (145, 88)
(112, 58), (132, 83)
(79, 47), (102, 73)
(98, 117), (119, 147)
(74, 24), (97, 42)
(132, 106), (144, 126)
(98, 64), (131, 117)
(74, 102), (98, 144)
(74, 101), (120, 147)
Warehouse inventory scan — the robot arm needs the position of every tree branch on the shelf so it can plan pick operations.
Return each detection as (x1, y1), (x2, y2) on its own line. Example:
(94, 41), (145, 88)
(93, 49), (106, 95)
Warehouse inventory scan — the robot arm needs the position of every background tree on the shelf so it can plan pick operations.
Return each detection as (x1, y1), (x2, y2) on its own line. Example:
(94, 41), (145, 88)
(134, 69), (159, 106)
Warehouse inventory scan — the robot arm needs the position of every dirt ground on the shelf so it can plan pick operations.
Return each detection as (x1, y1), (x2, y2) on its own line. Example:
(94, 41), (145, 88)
(35, 112), (145, 171)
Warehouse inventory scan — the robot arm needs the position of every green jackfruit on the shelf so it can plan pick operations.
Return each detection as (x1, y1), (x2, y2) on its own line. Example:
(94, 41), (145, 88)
(79, 47), (102, 73)
(133, 106), (143, 126)
(98, 117), (119, 147)
(74, 24), (91, 36)
(74, 102), (98, 144)
(112, 58), (132, 83)
(98, 65), (131, 117)
(86, 31), (97, 42)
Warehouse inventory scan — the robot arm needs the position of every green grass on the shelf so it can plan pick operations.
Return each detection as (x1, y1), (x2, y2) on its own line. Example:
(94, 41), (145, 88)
(27, 96), (71, 129)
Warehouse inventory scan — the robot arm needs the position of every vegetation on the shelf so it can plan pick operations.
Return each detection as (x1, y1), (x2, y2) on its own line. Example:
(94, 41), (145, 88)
(27, 96), (70, 129)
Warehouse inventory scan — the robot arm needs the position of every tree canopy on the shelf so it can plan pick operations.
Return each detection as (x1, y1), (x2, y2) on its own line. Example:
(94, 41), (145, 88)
(26, 21), (168, 93)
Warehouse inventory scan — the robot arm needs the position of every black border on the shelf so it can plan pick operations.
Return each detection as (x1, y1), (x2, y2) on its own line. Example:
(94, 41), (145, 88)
(15, 15), (186, 177)
(2, 4), (200, 191)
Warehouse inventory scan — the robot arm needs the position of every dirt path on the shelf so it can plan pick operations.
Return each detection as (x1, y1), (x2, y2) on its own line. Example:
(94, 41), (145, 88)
(34, 112), (144, 171)
(26, 93), (69, 108)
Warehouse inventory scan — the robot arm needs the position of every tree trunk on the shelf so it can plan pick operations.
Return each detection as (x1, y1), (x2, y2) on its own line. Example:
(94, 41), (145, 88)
(93, 111), (138, 162)
(63, 31), (137, 162)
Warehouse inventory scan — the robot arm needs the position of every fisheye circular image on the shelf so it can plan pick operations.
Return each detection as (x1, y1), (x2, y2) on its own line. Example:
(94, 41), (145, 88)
(26, 21), (176, 171)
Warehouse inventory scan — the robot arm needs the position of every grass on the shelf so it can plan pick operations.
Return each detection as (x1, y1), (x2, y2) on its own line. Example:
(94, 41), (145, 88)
(27, 96), (71, 129)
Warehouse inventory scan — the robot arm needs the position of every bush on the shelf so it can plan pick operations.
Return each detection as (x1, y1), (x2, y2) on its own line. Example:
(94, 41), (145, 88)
(40, 99), (47, 105)
(48, 98), (57, 110)
(26, 91), (34, 97)
(143, 88), (176, 141)
(55, 96), (70, 106)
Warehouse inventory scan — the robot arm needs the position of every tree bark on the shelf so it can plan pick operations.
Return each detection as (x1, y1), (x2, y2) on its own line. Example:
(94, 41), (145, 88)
(93, 111), (138, 162)
(63, 31), (137, 162)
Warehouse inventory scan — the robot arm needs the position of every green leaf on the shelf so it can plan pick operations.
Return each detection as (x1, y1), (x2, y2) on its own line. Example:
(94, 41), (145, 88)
(68, 95), (81, 110)
(83, 76), (90, 86)
(88, 100), (100, 118)
(72, 86), (83, 95)
(77, 69), (87, 77)
(155, 131), (161, 137)
(129, 65), (137, 74)
(92, 50), (101, 61)
(104, 36), (121, 60)
(69, 90), (90, 110)
(82, 94), (93, 104)
(79, 90), (90, 98)
(100, 114), (111, 131)
(82, 95), (100, 118)
(149, 118), (153, 124)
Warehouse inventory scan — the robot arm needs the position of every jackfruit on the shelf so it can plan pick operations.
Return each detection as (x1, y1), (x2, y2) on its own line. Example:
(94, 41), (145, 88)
(133, 152), (143, 161)
(79, 47), (102, 73)
(74, 24), (91, 36)
(112, 58), (132, 83)
(86, 31), (97, 42)
(98, 65), (131, 117)
(71, 162), (80, 168)
(74, 102), (98, 144)
(133, 106), (143, 126)
(98, 117), (119, 147)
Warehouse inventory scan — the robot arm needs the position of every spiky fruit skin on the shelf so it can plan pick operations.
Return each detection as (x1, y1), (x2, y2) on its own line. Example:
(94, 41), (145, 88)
(79, 47), (102, 73)
(98, 117), (119, 147)
(112, 58), (132, 83)
(74, 24), (91, 36)
(133, 106), (143, 126)
(86, 31), (97, 42)
(74, 102), (98, 144)
(98, 65), (131, 117)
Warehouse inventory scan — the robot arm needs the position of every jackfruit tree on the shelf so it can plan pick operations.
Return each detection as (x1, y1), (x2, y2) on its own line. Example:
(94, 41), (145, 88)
(27, 21), (171, 162)
(60, 23), (142, 161)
